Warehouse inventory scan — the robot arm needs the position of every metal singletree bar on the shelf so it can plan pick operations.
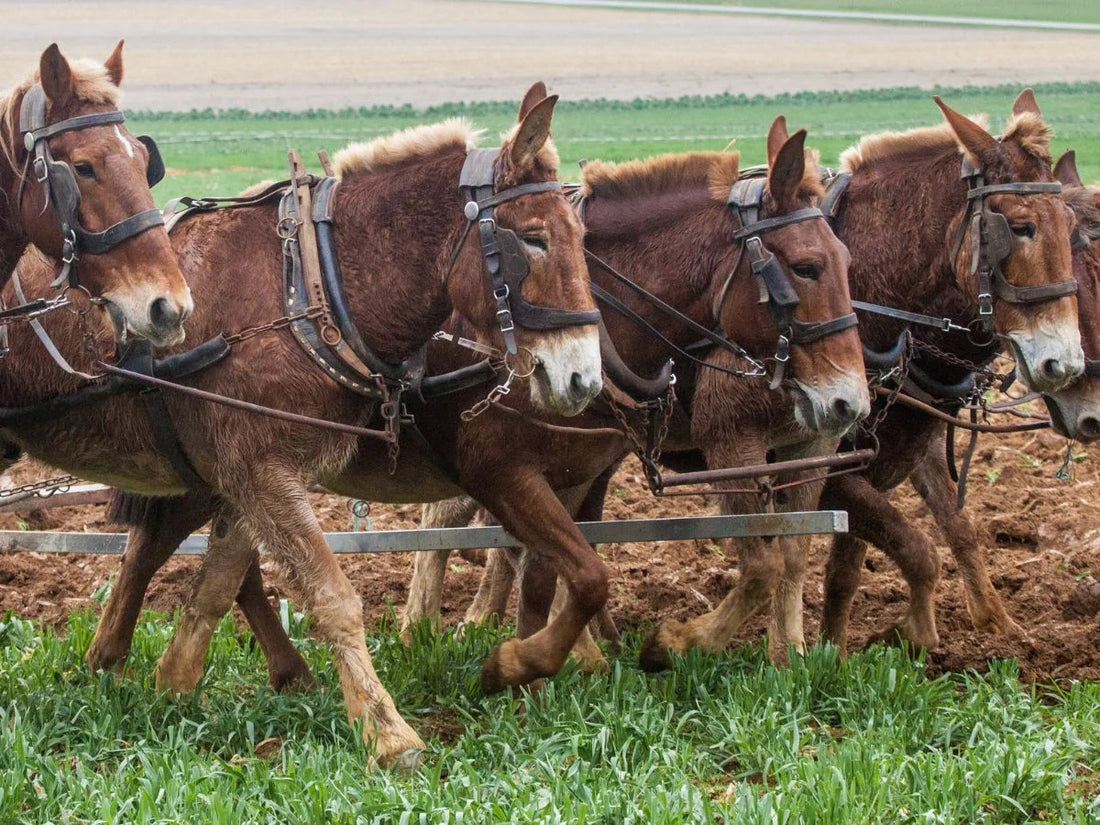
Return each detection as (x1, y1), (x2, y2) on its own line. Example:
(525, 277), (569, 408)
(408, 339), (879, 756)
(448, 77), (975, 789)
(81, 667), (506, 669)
(0, 511), (847, 555)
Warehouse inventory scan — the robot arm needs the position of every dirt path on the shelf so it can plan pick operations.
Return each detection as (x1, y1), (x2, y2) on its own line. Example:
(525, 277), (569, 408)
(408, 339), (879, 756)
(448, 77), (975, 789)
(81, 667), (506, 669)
(1, 1), (1099, 110)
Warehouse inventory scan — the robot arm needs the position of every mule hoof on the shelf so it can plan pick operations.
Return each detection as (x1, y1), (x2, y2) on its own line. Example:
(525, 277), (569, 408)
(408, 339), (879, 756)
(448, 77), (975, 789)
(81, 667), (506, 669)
(382, 748), (425, 773)
(85, 642), (129, 674)
(638, 630), (673, 672)
(269, 662), (317, 693)
(865, 623), (937, 654)
(480, 645), (510, 694)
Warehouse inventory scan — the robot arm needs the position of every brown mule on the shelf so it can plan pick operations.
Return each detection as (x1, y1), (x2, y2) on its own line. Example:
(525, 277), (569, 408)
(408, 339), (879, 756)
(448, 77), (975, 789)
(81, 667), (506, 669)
(822, 149), (1100, 653)
(3, 87), (601, 768)
(806, 90), (1083, 657)
(1, 42), (191, 347)
(85, 116), (867, 693)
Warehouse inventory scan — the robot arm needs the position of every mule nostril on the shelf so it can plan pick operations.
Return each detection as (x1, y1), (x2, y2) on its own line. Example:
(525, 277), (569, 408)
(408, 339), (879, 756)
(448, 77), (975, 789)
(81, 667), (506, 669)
(569, 371), (589, 403)
(1079, 415), (1100, 442)
(149, 297), (180, 333)
(1041, 358), (1066, 383)
(831, 397), (856, 423)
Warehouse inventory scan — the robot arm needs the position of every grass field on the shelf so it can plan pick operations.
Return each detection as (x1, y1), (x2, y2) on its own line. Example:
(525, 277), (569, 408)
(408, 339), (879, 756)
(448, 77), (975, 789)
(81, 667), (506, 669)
(131, 82), (1100, 206)
(1, 610), (1098, 823)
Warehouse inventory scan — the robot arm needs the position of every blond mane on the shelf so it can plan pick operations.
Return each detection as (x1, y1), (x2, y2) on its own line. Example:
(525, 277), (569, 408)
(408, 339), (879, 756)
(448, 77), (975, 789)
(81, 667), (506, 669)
(333, 118), (482, 178)
(841, 109), (1051, 173)
(580, 152), (742, 202)
(840, 120), (978, 173)
(1, 57), (121, 175)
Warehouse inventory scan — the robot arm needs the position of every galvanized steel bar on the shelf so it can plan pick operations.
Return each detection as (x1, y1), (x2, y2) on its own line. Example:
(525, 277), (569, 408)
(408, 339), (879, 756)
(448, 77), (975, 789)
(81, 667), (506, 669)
(0, 511), (847, 555)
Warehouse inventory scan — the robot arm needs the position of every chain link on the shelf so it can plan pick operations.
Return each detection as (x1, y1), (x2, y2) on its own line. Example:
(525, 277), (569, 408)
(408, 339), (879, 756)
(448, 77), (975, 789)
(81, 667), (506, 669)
(223, 306), (325, 345)
(460, 368), (517, 421)
(0, 474), (83, 501)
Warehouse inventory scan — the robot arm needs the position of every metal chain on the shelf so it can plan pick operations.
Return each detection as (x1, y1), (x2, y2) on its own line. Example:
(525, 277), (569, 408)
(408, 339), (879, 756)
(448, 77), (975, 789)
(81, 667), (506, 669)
(223, 306), (325, 346)
(460, 368), (518, 421)
(606, 380), (677, 493)
(909, 337), (1009, 387)
(0, 295), (71, 328)
(0, 474), (83, 501)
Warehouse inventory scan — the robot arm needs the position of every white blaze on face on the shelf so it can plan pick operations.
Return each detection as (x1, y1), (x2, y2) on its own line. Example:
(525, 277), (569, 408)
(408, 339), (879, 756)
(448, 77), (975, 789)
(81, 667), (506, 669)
(114, 126), (135, 158)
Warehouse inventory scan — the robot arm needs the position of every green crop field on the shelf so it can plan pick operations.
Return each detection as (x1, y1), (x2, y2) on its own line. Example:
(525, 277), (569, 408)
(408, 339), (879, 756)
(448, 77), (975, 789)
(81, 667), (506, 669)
(1, 611), (1098, 823)
(130, 82), (1100, 207)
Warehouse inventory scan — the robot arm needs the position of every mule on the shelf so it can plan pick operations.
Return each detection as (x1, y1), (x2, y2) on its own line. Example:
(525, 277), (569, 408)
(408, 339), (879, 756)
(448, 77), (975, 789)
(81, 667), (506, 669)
(820, 149), (1100, 654)
(84, 116), (868, 694)
(1, 42), (190, 347)
(2, 87), (601, 768)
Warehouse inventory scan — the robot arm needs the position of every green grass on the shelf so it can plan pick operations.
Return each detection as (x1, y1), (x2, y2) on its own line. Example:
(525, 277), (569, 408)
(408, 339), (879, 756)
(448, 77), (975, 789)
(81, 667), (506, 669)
(1, 610), (1098, 823)
(624, 0), (1100, 25)
(130, 82), (1100, 207)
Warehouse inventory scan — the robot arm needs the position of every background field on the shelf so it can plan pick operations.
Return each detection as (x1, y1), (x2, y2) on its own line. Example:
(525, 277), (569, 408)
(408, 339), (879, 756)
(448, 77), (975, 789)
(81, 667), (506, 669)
(134, 82), (1100, 205)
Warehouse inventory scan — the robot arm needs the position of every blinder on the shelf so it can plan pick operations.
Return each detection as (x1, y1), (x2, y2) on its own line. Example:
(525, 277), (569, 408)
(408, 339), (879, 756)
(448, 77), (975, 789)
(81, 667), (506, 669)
(955, 157), (1076, 333)
(453, 148), (601, 355)
(18, 83), (166, 288)
(720, 175), (858, 389)
(138, 135), (165, 188)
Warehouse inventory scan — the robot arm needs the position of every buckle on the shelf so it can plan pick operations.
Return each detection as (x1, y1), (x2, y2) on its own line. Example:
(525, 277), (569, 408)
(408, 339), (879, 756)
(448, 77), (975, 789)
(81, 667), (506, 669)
(978, 293), (993, 316)
(774, 334), (790, 363)
(496, 307), (515, 333)
(493, 284), (510, 302)
(33, 156), (48, 184)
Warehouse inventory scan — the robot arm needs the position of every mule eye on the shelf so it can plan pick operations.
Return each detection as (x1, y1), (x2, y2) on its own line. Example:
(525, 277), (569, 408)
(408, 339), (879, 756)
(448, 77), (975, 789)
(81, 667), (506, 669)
(521, 234), (549, 252)
(1012, 223), (1035, 239)
(73, 162), (96, 180)
(791, 263), (819, 280)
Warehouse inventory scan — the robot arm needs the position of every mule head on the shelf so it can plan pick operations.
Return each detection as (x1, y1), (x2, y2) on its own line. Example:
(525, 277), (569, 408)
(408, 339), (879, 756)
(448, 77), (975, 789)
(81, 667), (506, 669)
(1043, 152), (1100, 442)
(937, 90), (1082, 394)
(449, 83), (601, 417)
(13, 42), (191, 347)
(716, 117), (868, 438)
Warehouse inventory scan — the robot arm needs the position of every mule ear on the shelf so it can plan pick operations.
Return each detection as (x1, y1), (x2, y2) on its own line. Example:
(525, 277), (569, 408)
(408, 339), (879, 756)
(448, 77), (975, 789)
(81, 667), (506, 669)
(39, 43), (73, 105)
(768, 128), (807, 209)
(510, 94), (557, 172)
(1012, 88), (1040, 118)
(934, 95), (996, 168)
(518, 81), (548, 121)
(104, 40), (124, 87)
(766, 115), (789, 168)
(1054, 150), (1083, 188)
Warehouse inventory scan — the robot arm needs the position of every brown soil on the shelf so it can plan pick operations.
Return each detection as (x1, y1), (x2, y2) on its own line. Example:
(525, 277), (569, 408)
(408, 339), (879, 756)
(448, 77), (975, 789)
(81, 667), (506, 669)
(2, 419), (1099, 683)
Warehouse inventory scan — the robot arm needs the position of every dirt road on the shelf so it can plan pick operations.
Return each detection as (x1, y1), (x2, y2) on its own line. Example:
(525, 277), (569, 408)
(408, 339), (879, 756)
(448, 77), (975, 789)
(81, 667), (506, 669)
(1, 1), (1099, 110)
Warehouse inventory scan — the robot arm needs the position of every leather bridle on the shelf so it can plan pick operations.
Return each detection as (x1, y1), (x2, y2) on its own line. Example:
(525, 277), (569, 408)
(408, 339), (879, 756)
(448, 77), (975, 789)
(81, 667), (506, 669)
(717, 175), (858, 389)
(951, 157), (1075, 339)
(17, 83), (167, 290)
(448, 148), (601, 356)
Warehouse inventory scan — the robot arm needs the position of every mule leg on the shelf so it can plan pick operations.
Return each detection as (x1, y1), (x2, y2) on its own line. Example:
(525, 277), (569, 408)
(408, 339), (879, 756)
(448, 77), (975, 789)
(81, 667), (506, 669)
(86, 490), (214, 672)
(909, 448), (1023, 637)
(820, 532), (869, 657)
(474, 473), (609, 694)
(465, 547), (518, 625)
(401, 497), (481, 634)
(821, 472), (942, 651)
(199, 466), (422, 767)
(234, 557), (317, 691)
(156, 510), (257, 693)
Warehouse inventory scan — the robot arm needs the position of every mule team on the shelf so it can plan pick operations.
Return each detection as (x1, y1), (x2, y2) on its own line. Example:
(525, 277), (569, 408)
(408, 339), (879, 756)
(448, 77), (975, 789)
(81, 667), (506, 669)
(0, 45), (1094, 768)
